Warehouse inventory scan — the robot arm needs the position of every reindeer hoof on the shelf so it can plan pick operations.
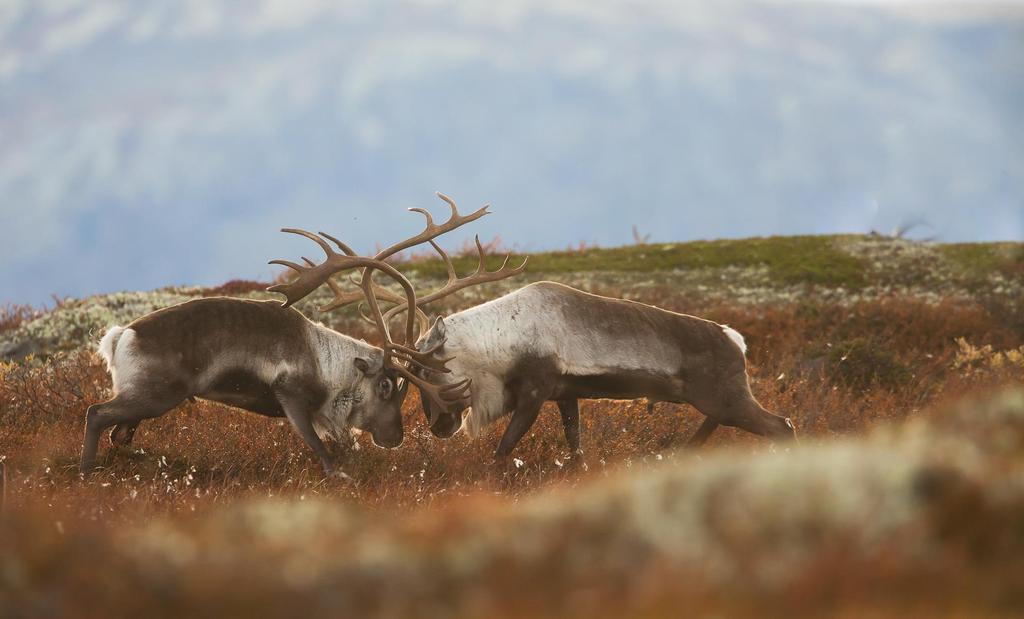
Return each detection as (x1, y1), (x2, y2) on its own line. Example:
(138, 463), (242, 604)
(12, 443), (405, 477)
(326, 468), (353, 482)
(488, 454), (518, 479)
(557, 449), (586, 470)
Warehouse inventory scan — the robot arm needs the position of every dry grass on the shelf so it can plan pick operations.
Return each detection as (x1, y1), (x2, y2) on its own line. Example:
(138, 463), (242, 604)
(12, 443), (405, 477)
(1, 246), (1023, 616)
(3, 295), (1020, 516)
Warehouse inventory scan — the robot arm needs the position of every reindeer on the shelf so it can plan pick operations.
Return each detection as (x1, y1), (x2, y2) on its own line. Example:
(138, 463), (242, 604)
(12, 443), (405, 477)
(81, 193), (525, 475)
(400, 280), (796, 459)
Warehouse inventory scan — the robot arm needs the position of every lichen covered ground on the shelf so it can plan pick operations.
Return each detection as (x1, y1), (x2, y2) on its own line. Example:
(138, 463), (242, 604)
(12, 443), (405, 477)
(1, 234), (1022, 617)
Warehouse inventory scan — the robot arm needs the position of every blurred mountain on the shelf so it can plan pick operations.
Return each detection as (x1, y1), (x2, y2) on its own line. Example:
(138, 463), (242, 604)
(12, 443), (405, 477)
(1, 1), (1022, 304)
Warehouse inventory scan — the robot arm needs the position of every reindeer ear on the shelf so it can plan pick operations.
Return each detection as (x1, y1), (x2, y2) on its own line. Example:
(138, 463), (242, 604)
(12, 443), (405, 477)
(354, 357), (372, 375)
(355, 353), (385, 375)
(420, 316), (447, 351)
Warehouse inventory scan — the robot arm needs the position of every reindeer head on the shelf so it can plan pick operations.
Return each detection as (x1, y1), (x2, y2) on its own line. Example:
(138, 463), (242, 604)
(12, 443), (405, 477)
(346, 354), (407, 448)
(414, 316), (469, 438)
(269, 192), (526, 439)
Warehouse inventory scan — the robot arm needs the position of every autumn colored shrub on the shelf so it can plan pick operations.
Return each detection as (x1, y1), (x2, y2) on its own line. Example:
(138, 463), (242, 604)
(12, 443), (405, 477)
(825, 337), (911, 391)
(0, 304), (42, 335)
(2, 291), (1020, 521)
(3, 388), (1023, 618)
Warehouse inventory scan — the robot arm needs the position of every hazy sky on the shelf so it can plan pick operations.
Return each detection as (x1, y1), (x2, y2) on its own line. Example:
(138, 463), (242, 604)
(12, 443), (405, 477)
(1, 0), (1022, 305)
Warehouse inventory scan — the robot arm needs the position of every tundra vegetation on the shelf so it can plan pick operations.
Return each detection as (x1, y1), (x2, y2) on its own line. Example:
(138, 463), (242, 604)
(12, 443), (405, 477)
(74, 195), (525, 477)
(1, 234), (1023, 617)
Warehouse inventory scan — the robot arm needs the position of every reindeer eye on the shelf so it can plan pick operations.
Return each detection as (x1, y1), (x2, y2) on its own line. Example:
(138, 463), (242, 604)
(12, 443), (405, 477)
(378, 377), (393, 399)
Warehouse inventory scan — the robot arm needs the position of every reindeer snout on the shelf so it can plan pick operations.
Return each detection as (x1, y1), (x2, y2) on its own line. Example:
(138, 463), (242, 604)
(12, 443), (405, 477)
(373, 428), (404, 449)
(430, 412), (462, 439)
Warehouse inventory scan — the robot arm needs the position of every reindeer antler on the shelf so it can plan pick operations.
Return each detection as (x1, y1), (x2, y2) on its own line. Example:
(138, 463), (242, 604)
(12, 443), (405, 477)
(380, 235), (527, 326)
(267, 192), (525, 410)
(312, 192), (493, 339)
(267, 229), (419, 343)
(384, 191), (491, 261)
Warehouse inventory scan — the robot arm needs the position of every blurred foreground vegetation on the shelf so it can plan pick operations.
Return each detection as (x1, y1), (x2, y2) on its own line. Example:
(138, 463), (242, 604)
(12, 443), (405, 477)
(1, 234), (1022, 617)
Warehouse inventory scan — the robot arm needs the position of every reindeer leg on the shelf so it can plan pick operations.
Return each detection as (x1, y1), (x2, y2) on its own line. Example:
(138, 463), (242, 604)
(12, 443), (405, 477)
(81, 389), (185, 474)
(279, 401), (338, 477)
(273, 374), (345, 478)
(275, 385), (343, 478)
(495, 390), (547, 460)
(691, 374), (795, 443)
(686, 417), (720, 447)
(556, 399), (582, 455)
(720, 404), (794, 441)
(82, 402), (113, 473)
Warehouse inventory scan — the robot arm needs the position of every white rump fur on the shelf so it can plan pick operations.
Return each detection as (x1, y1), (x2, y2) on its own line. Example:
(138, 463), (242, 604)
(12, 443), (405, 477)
(97, 326), (127, 371)
(721, 325), (747, 355)
(97, 326), (142, 395)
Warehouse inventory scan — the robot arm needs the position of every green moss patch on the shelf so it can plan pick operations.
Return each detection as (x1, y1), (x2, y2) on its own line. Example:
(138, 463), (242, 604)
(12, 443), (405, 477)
(938, 243), (1024, 279)
(405, 235), (868, 288)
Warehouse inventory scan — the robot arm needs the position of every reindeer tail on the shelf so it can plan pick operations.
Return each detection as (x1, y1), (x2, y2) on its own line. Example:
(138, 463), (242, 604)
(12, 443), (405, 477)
(97, 326), (127, 372)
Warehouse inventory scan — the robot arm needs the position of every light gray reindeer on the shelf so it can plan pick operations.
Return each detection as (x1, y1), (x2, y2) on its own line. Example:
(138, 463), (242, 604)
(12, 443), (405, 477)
(404, 281), (796, 458)
(81, 193), (524, 475)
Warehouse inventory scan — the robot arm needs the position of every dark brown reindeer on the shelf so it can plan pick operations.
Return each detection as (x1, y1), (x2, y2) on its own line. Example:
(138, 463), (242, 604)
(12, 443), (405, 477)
(397, 280), (796, 459)
(81, 193), (524, 476)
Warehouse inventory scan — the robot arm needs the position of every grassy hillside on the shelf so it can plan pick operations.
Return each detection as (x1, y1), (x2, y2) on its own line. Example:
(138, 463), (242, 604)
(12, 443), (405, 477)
(2, 234), (1021, 362)
(1, 234), (1022, 617)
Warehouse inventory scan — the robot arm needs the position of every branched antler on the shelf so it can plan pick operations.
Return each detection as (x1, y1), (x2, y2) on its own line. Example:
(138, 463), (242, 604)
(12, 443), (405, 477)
(267, 193), (524, 409)
(322, 276), (430, 336)
(313, 192), (492, 337)
(267, 229), (418, 343)
(381, 235), (528, 326)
